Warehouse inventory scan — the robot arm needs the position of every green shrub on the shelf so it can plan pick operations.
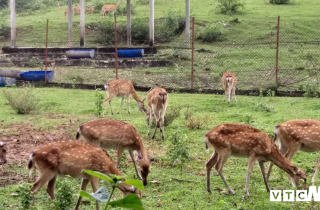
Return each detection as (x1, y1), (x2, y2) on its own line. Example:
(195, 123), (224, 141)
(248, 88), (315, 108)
(0, 23), (10, 38)
(94, 88), (104, 117)
(52, 178), (74, 210)
(269, 0), (290, 4)
(29, 57), (42, 68)
(17, 183), (34, 210)
(131, 18), (149, 44)
(216, 0), (244, 15)
(136, 0), (149, 5)
(184, 115), (212, 130)
(155, 11), (185, 42)
(164, 105), (181, 126)
(0, 0), (8, 9)
(197, 24), (225, 43)
(3, 84), (40, 114)
(303, 85), (319, 98)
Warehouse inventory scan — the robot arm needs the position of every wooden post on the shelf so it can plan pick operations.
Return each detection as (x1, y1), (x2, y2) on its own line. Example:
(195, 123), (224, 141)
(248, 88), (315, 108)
(10, 0), (16, 47)
(114, 15), (118, 80)
(126, 0), (131, 46)
(275, 16), (280, 85)
(68, 0), (73, 47)
(45, 19), (49, 84)
(191, 17), (194, 89)
(185, 0), (190, 48)
(80, 0), (85, 47)
(149, 0), (154, 46)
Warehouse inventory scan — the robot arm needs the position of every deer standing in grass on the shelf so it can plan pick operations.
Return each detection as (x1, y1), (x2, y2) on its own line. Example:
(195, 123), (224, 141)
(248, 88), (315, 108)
(63, 10), (68, 17)
(73, 4), (80, 15)
(267, 119), (320, 186)
(57, 1), (60, 9)
(88, 5), (95, 14)
(76, 118), (151, 186)
(221, 71), (237, 103)
(103, 79), (146, 115)
(144, 87), (168, 139)
(0, 142), (7, 165)
(28, 140), (141, 210)
(101, 1), (121, 17)
(205, 123), (307, 197)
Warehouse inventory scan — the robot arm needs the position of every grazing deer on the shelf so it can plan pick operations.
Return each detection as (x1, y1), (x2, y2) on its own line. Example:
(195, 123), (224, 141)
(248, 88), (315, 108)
(0, 142), (7, 165)
(101, 1), (121, 17)
(57, 1), (60, 9)
(76, 118), (151, 186)
(88, 5), (95, 14)
(28, 140), (141, 210)
(63, 10), (68, 17)
(205, 123), (307, 197)
(73, 4), (80, 15)
(103, 79), (147, 115)
(221, 71), (237, 103)
(267, 119), (320, 186)
(144, 87), (168, 139)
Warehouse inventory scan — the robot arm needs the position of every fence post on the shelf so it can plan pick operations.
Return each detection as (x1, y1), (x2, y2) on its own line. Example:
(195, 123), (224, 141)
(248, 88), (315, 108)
(45, 19), (49, 84)
(10, 0), (16, 47)
(191, 17), (195, 89)
(114, 14), (118, 80)
(275, 16), (280, 85)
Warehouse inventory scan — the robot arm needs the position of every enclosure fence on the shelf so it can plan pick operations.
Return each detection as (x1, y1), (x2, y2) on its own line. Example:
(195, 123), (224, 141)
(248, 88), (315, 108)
(0, 16), (320, 93)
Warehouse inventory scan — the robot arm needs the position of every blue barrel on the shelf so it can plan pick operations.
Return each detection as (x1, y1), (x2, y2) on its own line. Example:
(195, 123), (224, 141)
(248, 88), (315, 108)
(118, 49), (144, 58)
(0, 77), (17, 87)
(19, 71), (54, 82)
(66, 49), (95, 59)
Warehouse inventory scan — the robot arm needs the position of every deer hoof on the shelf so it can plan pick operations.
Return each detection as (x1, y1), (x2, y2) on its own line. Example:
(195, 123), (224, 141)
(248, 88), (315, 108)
(207, 189), (213, 194)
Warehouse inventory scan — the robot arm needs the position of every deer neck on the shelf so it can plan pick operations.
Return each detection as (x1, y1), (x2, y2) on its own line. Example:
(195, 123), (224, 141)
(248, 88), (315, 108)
(139, 143), (148, 161)
(267, 144), (295, 175)
(132, 91), (142, 103)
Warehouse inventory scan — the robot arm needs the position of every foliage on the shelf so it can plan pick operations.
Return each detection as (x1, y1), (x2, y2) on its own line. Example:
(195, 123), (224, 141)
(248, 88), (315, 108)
(131, 18), (149, 44)
(269, 0), (290, 4)
(255, 102), (276, 113)
(94, 88), (105, 117)
(184, 105), (193, 120)
(196, 24), (225, 43)
(216, 0), (244, 15)
(155, 11), (185, 42)
(0, 22), (9, 38)
(166, 132), (190, 174)
(3, 84), (40, 114)
(29, 57), (43, 68)
(17, 183), (34, 210)
(80, 171), (144, 210)
(0, 0), (8, 9)
(52, 177), (74, 210)
(135, 0), (149, 5)
(303, 85), (319, 98)
(164, 105), (181, 126)
(184, 115), (212, 130)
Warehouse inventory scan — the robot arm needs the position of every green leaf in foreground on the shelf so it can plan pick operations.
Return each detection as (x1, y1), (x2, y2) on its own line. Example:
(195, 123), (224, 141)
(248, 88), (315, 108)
(122, 179), (145, 191)
(109, 193), (144, 210)
(82, 170), (113, 182)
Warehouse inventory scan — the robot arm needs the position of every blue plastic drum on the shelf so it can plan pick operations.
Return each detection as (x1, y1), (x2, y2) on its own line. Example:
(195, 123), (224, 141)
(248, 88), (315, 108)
(0, 77), (17, 87)
(19, 71), (54, 82)
(118, 49), (144, 58)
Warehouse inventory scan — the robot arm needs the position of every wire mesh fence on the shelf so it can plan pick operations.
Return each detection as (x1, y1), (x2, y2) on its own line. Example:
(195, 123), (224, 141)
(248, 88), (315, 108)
(1, 16), (320, 94)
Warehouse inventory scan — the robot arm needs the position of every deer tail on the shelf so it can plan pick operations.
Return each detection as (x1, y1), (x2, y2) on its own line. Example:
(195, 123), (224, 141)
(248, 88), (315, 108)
(27, 153), (35, 178)
(76, 126), (82, 140)
(159, 92), (167, 105)
(205, 136), (209, 152)
(273, 125), (280, 143)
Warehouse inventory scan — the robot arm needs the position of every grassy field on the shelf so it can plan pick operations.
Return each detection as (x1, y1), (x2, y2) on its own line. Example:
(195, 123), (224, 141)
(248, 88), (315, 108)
(1, 87), (320, 209)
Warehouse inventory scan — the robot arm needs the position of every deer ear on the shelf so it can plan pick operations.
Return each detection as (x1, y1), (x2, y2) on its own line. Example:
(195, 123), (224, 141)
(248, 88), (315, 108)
(0, 142), (5, 147)
(149, 157), (156, 162)
(142, 98), (146, 102)
(291, 166), (300, 175)
(130, 186), (136, 192)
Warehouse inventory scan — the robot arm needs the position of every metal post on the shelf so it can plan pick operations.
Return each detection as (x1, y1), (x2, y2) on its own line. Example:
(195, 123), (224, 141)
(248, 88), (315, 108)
(185, 0), (190, 48)
(275, 16), (280, 85)
(149, 0), (154, 46)
(10, 0), (16, 47)
(126, 0), (131, 46)
(45, 19), (49, 84)
(68, 0), (73, 47)
(191, 17), (195, 89)
(114, 15), (118, 80)
(80, 0), (85, 47)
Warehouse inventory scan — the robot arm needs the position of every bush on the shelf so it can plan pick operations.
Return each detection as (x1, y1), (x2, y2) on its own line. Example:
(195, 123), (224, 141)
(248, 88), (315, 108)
(94, 88), (104, 117)
(164, 105), (181, 126)
(269, 0), (290, 4)
(216, 0), (244, 15)
(0, 23), (10, 38)
(3, 84), (40, 114)
(185, 115), (212, 130)
(131, 18), (149, 44)
(197, 24), (225, 43)
(52, 178), (74, 210)
(17, 183), (34, 210)
(155, 11), (185, 42)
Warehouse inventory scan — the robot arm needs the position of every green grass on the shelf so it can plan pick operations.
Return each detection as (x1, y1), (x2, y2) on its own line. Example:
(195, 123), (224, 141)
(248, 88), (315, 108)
(1, 87), (320, 209)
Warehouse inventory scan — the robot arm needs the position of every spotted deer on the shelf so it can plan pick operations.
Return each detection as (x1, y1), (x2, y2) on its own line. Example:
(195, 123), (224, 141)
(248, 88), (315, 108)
(28, 140), (141, 210)
(103, 79), (146, 115)
(205, 123), (307, 197)
(101, 1), (121, 17)
(63, 10), (68, 17)
(88, 5), (95, 14)
(267, 119), (320, 186)
(221, 71), (237, 103)
(144, 87), (168, 139)
(0, 142), (7, 165)
(57, 1), (60, 9)
(73, 4), (80, 15)
(76, 118), (151, 186)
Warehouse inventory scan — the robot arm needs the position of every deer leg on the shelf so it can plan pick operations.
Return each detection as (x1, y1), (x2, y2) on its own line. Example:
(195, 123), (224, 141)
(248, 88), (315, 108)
(215, 151), (234, 195)
(117, 97), (124, 114)
(147, 111), (153, 136)
(31, 170), (56, 205)
(152, 111), (161, 139)
(104, 95), (114, 115)
(312, 155), (320, 185)
(228, 88), (232, 103)
(285, 147), (299, 187)
(206, 152), (218, 193)
(267, 141), (287, 181)
(232, 86), (237, 102)
(75, 178), (90, 210)
(245, 155), (257, 197)
(127, 95), (131, 114)
(160, 114), (165, 140)
(46, 175), (57, 200)
(258, 161), (270, 193)
(116, 147), (125, 168)
(129, 151), (142, 180)
(90, 177), (100, 210)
